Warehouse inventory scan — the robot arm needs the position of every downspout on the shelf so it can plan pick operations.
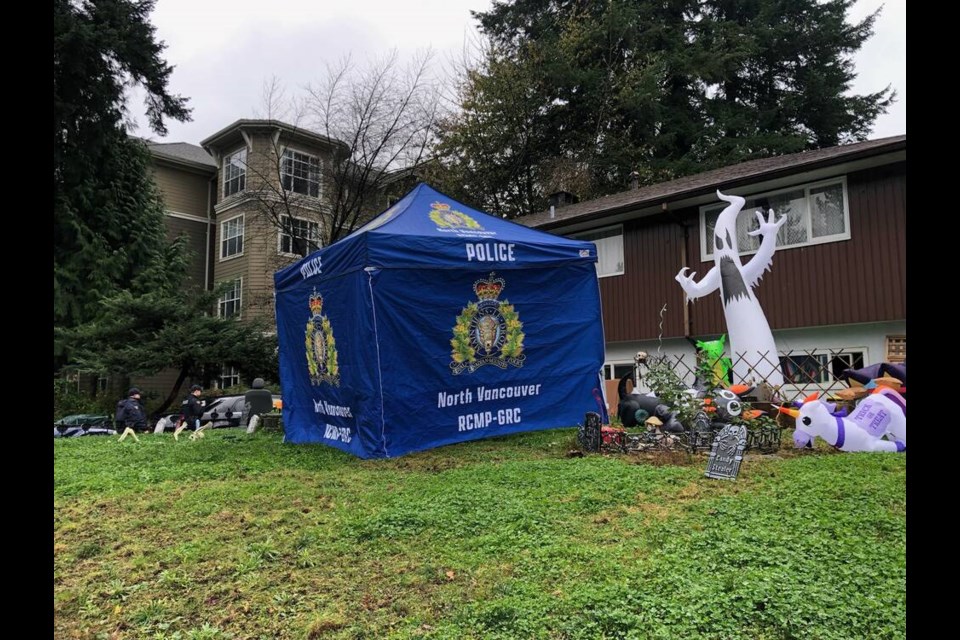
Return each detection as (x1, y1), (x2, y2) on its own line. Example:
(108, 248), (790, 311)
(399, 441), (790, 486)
(206, 174), (215, 290)
(205, 146), (222, 292)
(665, 203), (694, 338)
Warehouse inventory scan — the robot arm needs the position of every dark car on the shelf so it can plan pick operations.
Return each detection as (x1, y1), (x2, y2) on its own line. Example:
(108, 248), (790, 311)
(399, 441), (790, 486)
(157, 394), (282, 431)
(54, 414), (115, 438)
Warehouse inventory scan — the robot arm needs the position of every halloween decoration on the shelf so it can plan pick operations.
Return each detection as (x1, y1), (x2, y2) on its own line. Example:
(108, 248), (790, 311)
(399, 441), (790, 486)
(616, 373), (685, 432)
(788, 388), (906, 452)
(696, 335), (733, 386)
(676, 191), (785, 385)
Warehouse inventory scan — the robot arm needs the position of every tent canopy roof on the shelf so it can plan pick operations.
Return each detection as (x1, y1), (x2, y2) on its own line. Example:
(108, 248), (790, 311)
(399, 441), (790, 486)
(276, 183), (597, 290)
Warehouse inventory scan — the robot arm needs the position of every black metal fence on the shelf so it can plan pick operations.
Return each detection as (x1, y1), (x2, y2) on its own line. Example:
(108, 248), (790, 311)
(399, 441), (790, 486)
(577, 416), (785, 456)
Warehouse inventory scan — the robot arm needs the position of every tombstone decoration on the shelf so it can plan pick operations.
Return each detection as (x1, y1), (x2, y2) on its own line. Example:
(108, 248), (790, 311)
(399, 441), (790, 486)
(680, 410), (714, 452)
(578, 412), (602, 452)
(693, 411), (713, 433)
(746, 423), (782, 453)
(705, 423), (748, 480)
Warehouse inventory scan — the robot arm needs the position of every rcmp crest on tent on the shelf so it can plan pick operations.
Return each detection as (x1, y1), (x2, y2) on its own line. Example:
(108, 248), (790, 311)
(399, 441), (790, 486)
(305, 289), (340, 386)
(450, 272), (525, 375)
(430, 202), (482, 231)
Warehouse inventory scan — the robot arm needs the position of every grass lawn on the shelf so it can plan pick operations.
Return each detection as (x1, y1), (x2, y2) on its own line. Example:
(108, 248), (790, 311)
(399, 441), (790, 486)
(53, 429), (906, 639)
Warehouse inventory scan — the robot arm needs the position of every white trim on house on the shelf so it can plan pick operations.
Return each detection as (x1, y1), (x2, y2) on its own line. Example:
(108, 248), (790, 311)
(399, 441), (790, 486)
(219, 214), (245, 261)
(213, 189), (327, 216)
(570, 224), (625, 278)
(213, 194), (249, 215)
(239, 130), (253, 152)
(699, 176), (852, 262)
(166, 210), (214, 224)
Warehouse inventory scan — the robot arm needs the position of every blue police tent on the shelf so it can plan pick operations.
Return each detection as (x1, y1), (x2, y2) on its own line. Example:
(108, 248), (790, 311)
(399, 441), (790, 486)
(274, 183), (606, 458)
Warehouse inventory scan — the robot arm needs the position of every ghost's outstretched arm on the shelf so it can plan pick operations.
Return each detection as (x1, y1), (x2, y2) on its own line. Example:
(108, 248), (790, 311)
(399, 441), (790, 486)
(742, 209), (787, 288)
(675, 266), (720, 301)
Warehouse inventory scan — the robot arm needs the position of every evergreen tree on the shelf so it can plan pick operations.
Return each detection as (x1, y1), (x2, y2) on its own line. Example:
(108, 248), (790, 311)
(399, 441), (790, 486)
(57, 283), (279, 415)
(432, 48), (558, 218)
(434, 0), (894, 218)
(54, 0), (191, 362)
(697, 0), (894, 164)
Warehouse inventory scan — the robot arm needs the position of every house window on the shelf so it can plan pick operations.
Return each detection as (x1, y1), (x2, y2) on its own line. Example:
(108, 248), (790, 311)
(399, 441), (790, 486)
(572, 225), (624, 277)
(221, 215), (244, 259)
(219, 365), (240, 389)
(886, 336), (906, 363)
(780, 354), (828, 385)
(779, 350), (864, 385)
(281, 149), (321, 197)
(223, 148), (247, 197)
(700, 177), (851, 261)
(218, 278), (242, 318)
(279, 215), (322, 257)
(603, 363), (637, 381)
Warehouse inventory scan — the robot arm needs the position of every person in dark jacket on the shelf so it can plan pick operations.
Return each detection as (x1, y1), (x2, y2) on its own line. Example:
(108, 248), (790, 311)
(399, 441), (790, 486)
(116, 388), (148, 434)
(175, 384), (205, 438)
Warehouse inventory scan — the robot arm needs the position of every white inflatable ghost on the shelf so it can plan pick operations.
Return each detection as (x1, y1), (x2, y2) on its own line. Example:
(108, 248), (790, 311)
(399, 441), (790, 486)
(675, 191), (785, 386)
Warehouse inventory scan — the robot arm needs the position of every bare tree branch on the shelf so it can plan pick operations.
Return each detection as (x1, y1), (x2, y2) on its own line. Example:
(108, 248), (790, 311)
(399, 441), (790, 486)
(232, 48), (442, 315)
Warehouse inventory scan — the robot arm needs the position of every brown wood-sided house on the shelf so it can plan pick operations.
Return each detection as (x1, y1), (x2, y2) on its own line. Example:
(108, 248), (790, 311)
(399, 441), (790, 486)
(519, 136), (906, 396)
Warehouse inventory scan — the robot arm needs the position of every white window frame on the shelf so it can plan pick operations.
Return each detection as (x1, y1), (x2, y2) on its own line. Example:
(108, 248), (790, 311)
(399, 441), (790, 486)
(218, 278), (243, 319)
(220, 215), (244, 260)
(571, 224), (624, 278)
(699, 177), (851, 262)
(602, 362), (637, 381)
(281, 148), (322, 198)
(218, 364), (241, 389)
(777, 347), (866, 389)
(223, 148), (247, 198)
(277, 215), (322, 257)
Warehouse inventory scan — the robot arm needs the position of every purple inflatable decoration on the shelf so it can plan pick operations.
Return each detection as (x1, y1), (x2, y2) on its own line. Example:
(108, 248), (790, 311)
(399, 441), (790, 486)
(839, 362), (906, 387)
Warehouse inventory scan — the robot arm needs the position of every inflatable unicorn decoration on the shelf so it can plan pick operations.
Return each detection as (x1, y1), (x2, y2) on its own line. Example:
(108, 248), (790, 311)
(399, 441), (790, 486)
(676, 191), (785, 386)
(784, 388), (906, 453)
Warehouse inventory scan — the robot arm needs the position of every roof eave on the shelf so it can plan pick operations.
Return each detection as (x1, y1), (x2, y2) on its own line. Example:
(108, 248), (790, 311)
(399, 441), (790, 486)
(528, 138), (906, 231)
(199, 119), (349, 155)
(148, 149), (218, 173)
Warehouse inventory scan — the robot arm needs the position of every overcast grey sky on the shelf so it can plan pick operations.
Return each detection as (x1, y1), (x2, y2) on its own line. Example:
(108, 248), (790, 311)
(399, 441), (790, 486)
(132, 0), (905, 145)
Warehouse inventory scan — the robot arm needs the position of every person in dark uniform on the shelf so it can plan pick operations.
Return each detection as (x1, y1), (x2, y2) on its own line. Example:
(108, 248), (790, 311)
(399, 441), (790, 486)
(116, 388), (148, 434)
(175, 384), (205, 438)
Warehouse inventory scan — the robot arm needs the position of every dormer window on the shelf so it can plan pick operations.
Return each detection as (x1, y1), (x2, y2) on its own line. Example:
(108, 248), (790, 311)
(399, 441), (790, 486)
(282, 149), (321, 197)
(223, 148), (247, 197)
